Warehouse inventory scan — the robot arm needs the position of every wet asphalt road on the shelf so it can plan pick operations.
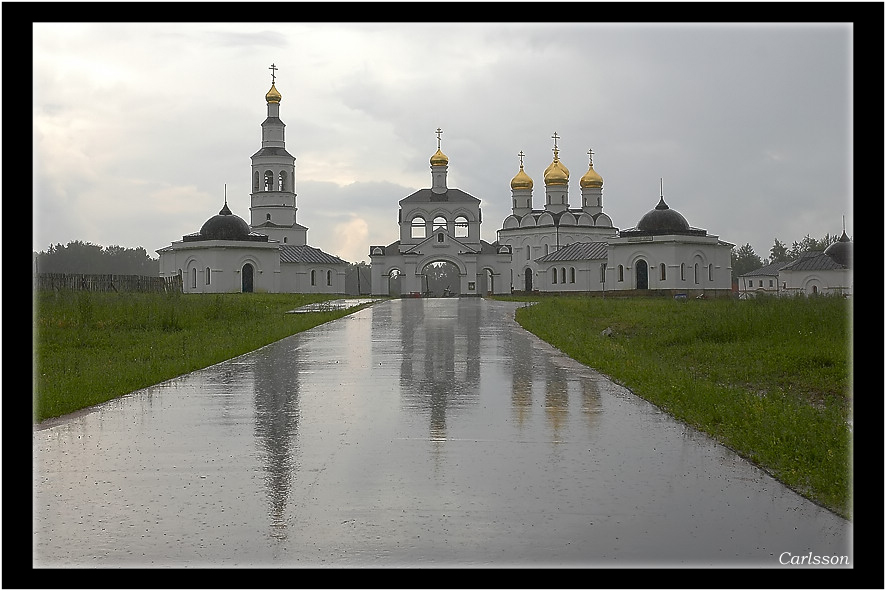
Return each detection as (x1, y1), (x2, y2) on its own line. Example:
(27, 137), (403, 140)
(33, 298), (852, 568)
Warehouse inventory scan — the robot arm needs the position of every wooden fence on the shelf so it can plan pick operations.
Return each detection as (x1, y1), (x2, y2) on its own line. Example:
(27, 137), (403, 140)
(34, 273), (183, 293)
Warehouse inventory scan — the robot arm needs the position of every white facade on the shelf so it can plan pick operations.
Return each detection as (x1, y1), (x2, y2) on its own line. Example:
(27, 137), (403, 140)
(158, 71), (347, 294)
(369, 132), (513, 297)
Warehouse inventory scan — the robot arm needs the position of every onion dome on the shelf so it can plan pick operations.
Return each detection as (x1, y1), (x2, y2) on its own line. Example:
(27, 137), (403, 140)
(636, 196), (690, 233)
(265, 84), (282, 104)
(544, 148), (569, 186)
(823, 230), (852, 267)
(199, 202), (252, 240)
(511, 164), (534, 190)
(430, 148), (449, 167)
(580, 151), (603, 188)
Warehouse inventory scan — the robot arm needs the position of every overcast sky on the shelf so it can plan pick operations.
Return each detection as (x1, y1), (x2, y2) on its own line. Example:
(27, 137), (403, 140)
(33, 22), (853, 265)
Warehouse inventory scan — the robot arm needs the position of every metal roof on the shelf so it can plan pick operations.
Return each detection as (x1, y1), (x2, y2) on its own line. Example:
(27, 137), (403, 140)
(279, 245), (347, 265)
(399, 188), (480, 204)
(739, 261), (793, 277)
(781, 251), (846, 272)
(535, 242), (609, 263)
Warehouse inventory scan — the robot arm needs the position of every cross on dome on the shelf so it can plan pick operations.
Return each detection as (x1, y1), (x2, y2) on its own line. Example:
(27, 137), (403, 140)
(436, 128), (443, 149)
(518, 150), (525, 168)
(269, 63), (278, 84)
(588, 148), (594, 166)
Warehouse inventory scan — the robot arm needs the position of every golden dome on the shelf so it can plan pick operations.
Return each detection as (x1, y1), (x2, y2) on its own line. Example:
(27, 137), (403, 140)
(511, 165), (533, 190)
(265, 84), (282, 104)
(430, 148), (449, 167)
(580, 153), (603, 188)
(544, 149), (569, 186)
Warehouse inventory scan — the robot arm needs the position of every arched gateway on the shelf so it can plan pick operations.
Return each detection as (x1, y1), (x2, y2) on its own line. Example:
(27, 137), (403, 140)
(369, 129), (512, 297)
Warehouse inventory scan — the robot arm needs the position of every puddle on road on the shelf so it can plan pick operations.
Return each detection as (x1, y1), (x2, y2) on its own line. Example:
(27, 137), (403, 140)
(286, 298), (379, 314)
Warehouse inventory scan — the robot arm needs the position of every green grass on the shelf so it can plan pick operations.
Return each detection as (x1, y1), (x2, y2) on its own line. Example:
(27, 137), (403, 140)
(33, 291), (373, 423)
(504, 294), (852, 519)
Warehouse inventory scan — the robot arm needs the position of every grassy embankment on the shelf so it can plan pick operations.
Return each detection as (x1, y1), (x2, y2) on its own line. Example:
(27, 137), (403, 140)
(34, 290), (373, 423)
(506, 294), (852, 520)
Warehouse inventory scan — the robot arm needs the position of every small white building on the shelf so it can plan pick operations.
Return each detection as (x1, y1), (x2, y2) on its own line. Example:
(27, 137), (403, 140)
(737, 260), (792, 298)
(158, 67), (348, 294)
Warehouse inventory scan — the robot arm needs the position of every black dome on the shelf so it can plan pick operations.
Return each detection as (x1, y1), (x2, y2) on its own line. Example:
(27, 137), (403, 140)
(636, 197), (690, 233)
(824, 231), (852, 267)
(199, 203), (251, 240)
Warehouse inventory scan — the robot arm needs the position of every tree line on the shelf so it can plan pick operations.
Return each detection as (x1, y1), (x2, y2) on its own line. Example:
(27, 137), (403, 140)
(731, 233), (841, 278)
(33, 241), (160, 276)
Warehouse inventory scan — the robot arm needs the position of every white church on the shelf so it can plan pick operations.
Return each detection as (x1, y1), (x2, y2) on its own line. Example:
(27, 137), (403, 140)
(158, 67), (349, 294)
(371, 131), (735, 298)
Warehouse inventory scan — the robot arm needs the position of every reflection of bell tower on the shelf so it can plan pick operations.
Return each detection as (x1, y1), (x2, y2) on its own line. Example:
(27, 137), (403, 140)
(252, 346), (301, 540)
(249, 63), (307, 246)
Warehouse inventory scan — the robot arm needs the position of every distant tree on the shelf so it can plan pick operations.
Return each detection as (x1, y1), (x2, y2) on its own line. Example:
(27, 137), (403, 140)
(769, 238), (790, 264)
(731, 243), (764, 277)
(35, 241), (159, 275)
(786, 233), (838, 261)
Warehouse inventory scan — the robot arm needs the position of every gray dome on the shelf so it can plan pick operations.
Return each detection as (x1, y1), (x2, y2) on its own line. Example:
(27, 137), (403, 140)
(200, 203), (251, 240)
(636, 197), (690, 233)
(824, 231), (852, 267)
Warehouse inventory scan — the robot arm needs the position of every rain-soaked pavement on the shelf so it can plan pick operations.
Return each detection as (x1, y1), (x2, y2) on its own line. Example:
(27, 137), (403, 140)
(33, 298), (852, 568)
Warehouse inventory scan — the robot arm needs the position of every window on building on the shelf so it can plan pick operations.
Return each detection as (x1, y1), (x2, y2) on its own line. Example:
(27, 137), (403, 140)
(545, 244), (550, 256)
(264, 171), (274, 191)
(694, 263), (699, 284)
(205, 267), (210, 285)
(283, 237), (288, 243)
(433, 216), (447, 232)
(411, 216), (426, 239)
(437, 233), (444, 243)
(600, 263), (607, 284)
(253, 171), (260, 192)
(618, 265), (624, 282)
(526, 245), (531, 261)
(708, 264), (713, 281)
(561, 267), (566, 284)
(455, 216), (469, 238)
(680, 263), (685, 281)
(311, 270), (316, 286)
(191, 268), (197, 289)
(327, 270), (332, 286)
(266, 213), (271, 220)
(278, 171), (287, 192)
(552, 269), (558, 284)
(769, 279), (774, 288)
(660, 263), (666, 281)
(570, 267), (575, 283)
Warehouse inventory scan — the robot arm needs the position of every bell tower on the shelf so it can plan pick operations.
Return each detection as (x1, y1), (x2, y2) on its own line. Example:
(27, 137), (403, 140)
(249, 63), (307, 245)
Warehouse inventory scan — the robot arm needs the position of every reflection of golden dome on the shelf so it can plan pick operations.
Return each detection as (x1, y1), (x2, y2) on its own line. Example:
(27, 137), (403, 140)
(580, 156), (603, 188)
(430, 148), (449, 167)
(544, 149), (569, 186)
(511, 165), (533, 190)
(265, 84), (281, 104)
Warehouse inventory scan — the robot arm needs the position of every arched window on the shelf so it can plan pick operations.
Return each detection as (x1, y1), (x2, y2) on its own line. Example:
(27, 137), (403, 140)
(660, 263), (666, 281)
(561, 268), (566, 283)
(618, 265), (624, 282)
(600, 263), (607, 283)
(812, 285), (818, 295)
(437, 233), (444, 243)
(526, 245), (531, 260)
(278, 171), (287, 192)
(455, 216), (469, 238)
(433, 216), (447, 232)
(552, 268), (558, 284)
(253, 171), (260, 192)
(680, 263), (685, 281)
(311, 270), (316, 286)
(327, 270), (332, 286)
(708, 264), (713, 281)
(266, 213), (271, 221)
(545, 244), (550, 256)
(694, 263), (699, 284)
(283, 237), (288, 243)
(191, 267), (197, 289)
(205, 267), (211, 285)
(570, 267), (576, 283)
(411, 216), (426, 239)
(264, 171), (274, 191)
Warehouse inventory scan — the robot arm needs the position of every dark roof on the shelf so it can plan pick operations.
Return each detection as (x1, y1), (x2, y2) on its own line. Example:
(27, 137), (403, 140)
(535, 242), (608, 263)
(400, 188), (480, 204)
(620, 196), (706, 237)
(279, 245), (347, 265)
(739, 261), (792, 277)
(184, 203), (269, 242)
(781, 251), (846, 272)
(251, 147), (295, 159)
(823, 231), (852, 267)
(252, 220), (308, 231)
